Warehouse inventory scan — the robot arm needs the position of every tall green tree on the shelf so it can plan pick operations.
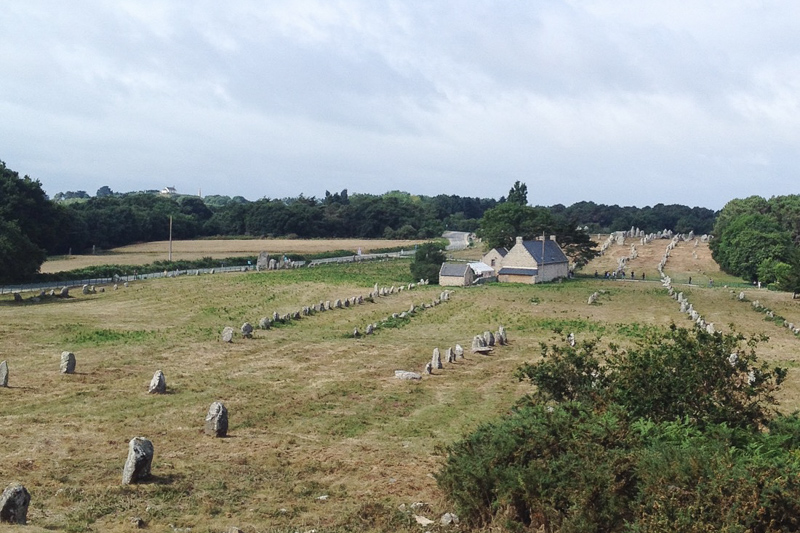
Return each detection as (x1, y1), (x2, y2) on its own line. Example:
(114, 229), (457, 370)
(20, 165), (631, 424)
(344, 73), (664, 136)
(506, 180), (528, 205)
(409, 242), (446, 284)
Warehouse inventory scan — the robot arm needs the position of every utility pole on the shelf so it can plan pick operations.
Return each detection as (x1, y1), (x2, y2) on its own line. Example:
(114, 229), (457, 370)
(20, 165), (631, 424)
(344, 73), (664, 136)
(168, 215), (173, 261)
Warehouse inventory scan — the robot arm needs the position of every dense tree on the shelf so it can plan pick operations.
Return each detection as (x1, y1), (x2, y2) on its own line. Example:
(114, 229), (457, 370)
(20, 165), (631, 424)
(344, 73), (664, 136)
(506, 180), (528, 205)
(409, 242), (446, 284)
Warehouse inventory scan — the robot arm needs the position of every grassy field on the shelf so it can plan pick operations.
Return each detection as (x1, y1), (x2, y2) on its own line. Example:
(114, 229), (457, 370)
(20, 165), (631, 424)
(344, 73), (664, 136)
(2, 237), (800, 532)
(41, 239), (429, 273)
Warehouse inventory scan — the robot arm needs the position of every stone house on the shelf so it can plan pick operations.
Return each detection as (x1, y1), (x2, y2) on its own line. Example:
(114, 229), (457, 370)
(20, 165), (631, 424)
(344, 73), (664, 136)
(439, 263), (475, 287)
(490, 236), (570, 284)
(482, 247), (508, 270)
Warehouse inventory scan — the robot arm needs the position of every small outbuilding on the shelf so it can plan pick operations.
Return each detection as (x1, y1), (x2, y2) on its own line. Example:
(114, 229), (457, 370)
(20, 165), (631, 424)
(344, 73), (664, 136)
(439, 263), (475, 287)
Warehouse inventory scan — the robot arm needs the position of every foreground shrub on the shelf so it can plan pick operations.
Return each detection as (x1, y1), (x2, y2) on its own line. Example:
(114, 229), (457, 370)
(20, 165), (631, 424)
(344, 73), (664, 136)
(437, 327), (798, 532)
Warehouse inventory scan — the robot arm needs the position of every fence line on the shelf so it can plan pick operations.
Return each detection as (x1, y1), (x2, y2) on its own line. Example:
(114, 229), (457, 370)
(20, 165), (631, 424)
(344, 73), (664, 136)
(1, 251), (414, 295)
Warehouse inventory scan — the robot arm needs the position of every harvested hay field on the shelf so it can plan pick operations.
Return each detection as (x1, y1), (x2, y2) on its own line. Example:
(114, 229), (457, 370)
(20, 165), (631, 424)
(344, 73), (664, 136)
(41, 238), (427, 273)
(3, 238), (800, 531)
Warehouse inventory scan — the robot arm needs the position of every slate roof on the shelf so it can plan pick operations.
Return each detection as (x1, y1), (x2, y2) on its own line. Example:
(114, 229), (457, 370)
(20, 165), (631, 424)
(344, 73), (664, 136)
(498, 267), (539, 276)
(489, 247), (509, 257)
(520, 240), (569, 265)
(439, 263), (470, 277)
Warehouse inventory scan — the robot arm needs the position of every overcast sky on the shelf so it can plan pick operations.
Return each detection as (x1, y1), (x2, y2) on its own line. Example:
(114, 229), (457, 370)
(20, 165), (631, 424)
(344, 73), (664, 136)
(2, 1), (799, 210)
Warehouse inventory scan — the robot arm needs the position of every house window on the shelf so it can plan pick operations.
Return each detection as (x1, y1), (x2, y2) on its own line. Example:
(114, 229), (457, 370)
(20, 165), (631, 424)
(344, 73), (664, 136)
(490, 259), (495, 267)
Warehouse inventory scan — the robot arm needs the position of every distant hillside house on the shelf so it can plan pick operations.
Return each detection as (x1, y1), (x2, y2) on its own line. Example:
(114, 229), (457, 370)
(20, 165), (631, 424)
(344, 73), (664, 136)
(490, 236), (569, 284)
(160, 186), (177, 196)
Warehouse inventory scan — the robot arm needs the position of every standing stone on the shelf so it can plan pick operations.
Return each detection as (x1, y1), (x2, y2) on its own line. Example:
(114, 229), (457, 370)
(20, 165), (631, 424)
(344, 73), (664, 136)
(82, 284), (90, 295)
(484, 331), (495, 347)
(353, 328), (361, 338)
(0, 361), (7, 387)
(60, 351), (76, 374)
(334, 299), (343, 309)
(424, 362), (433, 375)
(498, 327), (507, 344)
(60, 286), (69, 297)
(496, 332), (505, 346)
(0, 483), (30, 525)
(241, 322), (254, 339)
(365, 323), (374, 335)
(256, 251), (269, 271)
(454, 344), (464, 358)
(13, 293), (22, 302)
(148, 370), (166, 394)
(432, 348), (443, 370)
(122, 437), (153, 485)
(258, 317), (271, 330)
(205, 401), (229, 437)
(395, 370), (422, 381)
(568, 333), (576, 347)
(221, 327), (235, 343)
(446, 347), (454, 363)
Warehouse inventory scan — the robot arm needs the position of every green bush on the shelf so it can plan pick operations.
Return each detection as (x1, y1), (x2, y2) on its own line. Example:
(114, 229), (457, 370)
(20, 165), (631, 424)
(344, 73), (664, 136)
(438, 327), (797, 532)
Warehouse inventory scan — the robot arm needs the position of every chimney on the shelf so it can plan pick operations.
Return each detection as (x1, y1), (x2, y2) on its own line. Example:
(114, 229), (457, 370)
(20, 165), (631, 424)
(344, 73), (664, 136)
(515, 236), (523, 245)
(550, 235), (557, 242)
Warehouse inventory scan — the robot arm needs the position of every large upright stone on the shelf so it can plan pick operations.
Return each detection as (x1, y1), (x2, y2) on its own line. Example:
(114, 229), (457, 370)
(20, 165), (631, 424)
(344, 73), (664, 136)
(60, 351), (76, 374)
(483, 331), (495, 347)
(60, 286), (69, 297)
(0, 360), (7, 387)
(256, 251), (269, 271)
(0, 483), (30, 524)
(221, 327), (235, 343)
(432, 348), (443, 369)
(148, 370), (166, 394)
(454, 344), (464, 358)
(122, 437), (154, 484)
(205, 401), (229, 437)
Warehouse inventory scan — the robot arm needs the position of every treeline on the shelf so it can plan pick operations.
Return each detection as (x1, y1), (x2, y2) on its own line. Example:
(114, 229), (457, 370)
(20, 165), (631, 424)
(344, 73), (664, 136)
(52, 191), (716, 254)
(711, 194), (800, 290)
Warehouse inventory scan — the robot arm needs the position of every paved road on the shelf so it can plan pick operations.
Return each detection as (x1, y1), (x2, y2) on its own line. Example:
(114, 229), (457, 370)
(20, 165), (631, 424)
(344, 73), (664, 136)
(443, 231), (471, 251)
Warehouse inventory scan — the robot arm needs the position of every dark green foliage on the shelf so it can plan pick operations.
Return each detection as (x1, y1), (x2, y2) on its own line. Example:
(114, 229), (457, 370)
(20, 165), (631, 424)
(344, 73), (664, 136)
(438, 327), (797, 532)
(507, 180), (529, 205)
(711, 194), (800, 285)
(409, 242), (446, 284)
(0, 218), (47, 283)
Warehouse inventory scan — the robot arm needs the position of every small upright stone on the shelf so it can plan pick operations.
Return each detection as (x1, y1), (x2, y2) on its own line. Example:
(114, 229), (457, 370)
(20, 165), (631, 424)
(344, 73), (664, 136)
(13, 293), (22, 302)
(0, 360), (7, 387)
(241, 322), (254, 338)
(60, 286), (69, 297)
(424, 362), (433, 375)
(454, 344), (464, 358)
(205, 401), (229, 437)
(148, 370), (166, 394)
(353, 328), (361, 338)
(82, 284), (90, 295)
(0, 482), (30, 524)
(258, 317), (271, 330)
(122, 437), (154, 484)
(60, 351), (76, 374)
(221, 327), (235, 343)
(365, 323), (374, 335)
(445, 347), (455, 363)
(484, 331), (495, 347)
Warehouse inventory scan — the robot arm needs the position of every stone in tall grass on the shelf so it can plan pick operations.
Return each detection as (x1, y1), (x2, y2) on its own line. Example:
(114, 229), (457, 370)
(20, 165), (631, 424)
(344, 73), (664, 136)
(60, 351), (76, 374)
(221, 327), (235, 343)
(0, 482), (30, 524)
(395, 370), (421, 380)
(432, 348), (443, 369)
(498, 326), (507, 344)
(365, 323), (374, 335)
(0, 360), (7, 387)
(205, 401), (229, 437)
(353, 328), (361, 338)
(122, 437), (154, 484)
(241, 322), (254, 338)
(258, 317), (271, 330)
(148, 370), (166, 394)
(425, 362), (433, 375)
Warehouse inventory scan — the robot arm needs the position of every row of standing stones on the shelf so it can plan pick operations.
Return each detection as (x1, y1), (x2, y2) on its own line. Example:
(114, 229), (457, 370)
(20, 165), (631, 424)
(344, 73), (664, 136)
(10, 282), (132, 304)
(354, 289), (452, 339)
(395, 326), (509, 381)
(219, 280), (431, 343)
(0, 357), (228, 525)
